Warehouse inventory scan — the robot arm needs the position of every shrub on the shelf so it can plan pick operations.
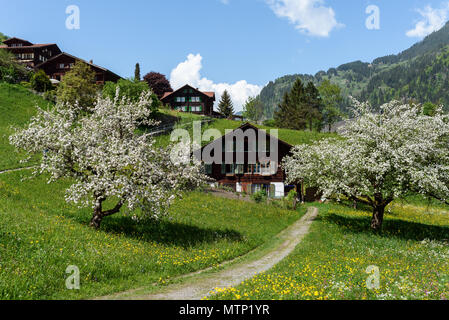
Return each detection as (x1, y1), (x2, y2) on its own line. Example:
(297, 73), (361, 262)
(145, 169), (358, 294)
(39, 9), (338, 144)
(251, 190), (267, 203)
(56, 61), (98, 113)
(20, 81), (31, 89)
(30, 70), (52, 92)
(43, 90), (56, 103)
(103, 79), (160, 116)
(263, 119), (277, 127)
(0, 49), (29, 83)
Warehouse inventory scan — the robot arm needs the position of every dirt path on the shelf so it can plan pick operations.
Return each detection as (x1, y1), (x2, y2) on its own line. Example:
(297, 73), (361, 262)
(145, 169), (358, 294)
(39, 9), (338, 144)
(101, 206), (318, 300)
(0, 166), (36, 175)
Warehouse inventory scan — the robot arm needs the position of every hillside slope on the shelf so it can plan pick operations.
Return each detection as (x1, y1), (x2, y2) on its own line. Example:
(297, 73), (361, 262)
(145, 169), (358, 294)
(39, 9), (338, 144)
(260, 21), (449, 118)
(0, 83), (51, 170)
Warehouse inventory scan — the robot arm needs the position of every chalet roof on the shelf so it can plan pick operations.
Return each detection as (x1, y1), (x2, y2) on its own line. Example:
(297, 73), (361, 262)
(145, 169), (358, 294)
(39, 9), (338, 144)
(161, 84), (215, 101)
(35, 52), (122, 79)
(3, 37), (34, 46)
(201, 122), (293, 151)
(0, 43), (59, 49)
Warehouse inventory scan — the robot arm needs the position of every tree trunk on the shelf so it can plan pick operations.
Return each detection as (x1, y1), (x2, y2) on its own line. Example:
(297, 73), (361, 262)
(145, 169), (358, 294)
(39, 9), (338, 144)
(90, 212), (104, 229)
(89, 197), (124, 229)
(90, 198), (104, 229)
(371, 205), (385, 231)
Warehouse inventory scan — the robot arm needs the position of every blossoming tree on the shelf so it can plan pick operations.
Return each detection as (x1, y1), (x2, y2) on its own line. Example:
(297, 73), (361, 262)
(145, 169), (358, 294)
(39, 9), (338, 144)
(10, 91), (208, 228)
(283, 100), (449, 230)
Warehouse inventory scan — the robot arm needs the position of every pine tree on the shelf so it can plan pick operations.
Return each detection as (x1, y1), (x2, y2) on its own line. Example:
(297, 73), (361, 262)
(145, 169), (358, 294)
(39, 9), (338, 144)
(217, 90), (235, 118)
(134, 63), (141, 82)
(304, 81), (323, 131)
(274, 78), (308, 130)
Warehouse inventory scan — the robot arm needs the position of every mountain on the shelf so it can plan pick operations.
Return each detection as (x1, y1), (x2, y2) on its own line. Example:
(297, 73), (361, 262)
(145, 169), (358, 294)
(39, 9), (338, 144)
(259, 21), (449, 119)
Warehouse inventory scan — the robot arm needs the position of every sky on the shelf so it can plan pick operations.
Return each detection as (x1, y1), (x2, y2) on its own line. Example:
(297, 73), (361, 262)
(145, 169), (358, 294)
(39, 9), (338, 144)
(1, 0), (449, 111)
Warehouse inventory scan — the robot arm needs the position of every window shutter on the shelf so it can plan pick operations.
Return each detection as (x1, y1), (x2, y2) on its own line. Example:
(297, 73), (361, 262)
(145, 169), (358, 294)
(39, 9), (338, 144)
(221, 164), (226, 174)
(269, 184), (276, 198)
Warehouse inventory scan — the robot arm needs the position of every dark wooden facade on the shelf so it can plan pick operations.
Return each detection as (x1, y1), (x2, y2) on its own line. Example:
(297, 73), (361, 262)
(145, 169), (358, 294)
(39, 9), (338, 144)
(35, 53), (121, 85)
(1, 37), (121, 84)
(0, 37), (61, 69)
(199, 123), (302, 198)
(161, 84), (215, 116)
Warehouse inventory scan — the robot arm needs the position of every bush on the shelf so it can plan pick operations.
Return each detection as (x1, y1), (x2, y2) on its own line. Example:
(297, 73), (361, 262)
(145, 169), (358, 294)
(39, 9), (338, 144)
(43, 90), (56, 103)
(0, 49), (29, 83)
(103, 79), (160, 115)
(251, 190), (267, 203)
(56, 61), (98, 113)
(263, 119), (277, 127)
(30, 70), (52, 92)
(20, 81), (31, 89)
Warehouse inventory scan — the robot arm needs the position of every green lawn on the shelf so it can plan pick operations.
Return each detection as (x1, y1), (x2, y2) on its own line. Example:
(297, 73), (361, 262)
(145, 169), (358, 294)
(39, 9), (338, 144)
(0, 169), (301, 299)
(0, 83), (49, 171)
(209, 200), (449, 300)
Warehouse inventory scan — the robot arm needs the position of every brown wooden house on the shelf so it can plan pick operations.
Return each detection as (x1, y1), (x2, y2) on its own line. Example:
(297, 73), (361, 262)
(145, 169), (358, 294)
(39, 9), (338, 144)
(198, 123), (303, 199)
(161, 84), (216, 116)
(35, 52), (121, 85)
(0, 37), (61, 69)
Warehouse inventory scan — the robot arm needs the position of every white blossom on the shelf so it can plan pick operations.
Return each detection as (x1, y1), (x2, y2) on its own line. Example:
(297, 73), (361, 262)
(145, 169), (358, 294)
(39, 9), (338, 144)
(283, 100), (449, 229)
(10, 91), (208, 228)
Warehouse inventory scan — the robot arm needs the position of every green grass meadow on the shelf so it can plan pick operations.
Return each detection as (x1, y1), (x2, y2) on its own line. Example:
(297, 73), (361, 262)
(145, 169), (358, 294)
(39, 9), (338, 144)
(209, 200), (449, 300)
(0, 169), (301, 299)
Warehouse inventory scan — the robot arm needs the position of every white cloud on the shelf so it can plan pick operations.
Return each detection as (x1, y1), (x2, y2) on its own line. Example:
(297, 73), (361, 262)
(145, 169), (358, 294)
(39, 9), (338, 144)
(406, 3), (449, 38)
(170, 54), (262, 112)
(220, 0), (229, 4)
(266, 0), (343, 37)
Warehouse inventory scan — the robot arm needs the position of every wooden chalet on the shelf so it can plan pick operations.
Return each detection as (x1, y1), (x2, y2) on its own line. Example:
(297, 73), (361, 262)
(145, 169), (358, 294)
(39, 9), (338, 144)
(35, 52), (121, 85)
(1, 37), (121, 84)
(161, 84), (216, 116)
(199, 123), (303, 199)
(0, 37), (61, 69)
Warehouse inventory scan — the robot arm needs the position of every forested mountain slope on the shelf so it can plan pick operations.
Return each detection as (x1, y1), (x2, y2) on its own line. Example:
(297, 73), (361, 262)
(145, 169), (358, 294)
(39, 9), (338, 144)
(260, 21), (449, 118)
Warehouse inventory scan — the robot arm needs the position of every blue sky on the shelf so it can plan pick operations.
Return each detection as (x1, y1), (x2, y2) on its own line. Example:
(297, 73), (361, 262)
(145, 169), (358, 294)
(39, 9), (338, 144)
(1, 0), (448, 111)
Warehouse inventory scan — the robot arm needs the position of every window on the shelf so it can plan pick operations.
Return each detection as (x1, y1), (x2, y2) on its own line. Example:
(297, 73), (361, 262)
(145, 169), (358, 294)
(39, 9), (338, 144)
(235, 164), (244, 175)
(191, 106), (202, 112)
(205, 164), (212, 175)
(176, 97), (186, 103)
(59, 63), (65, 69)
(226, 164), (235, 175)
(191, 97), (200, 102)
(261, 162), (276, 175)
(225, 140), (234, 152)
(182, 106), (188, 112)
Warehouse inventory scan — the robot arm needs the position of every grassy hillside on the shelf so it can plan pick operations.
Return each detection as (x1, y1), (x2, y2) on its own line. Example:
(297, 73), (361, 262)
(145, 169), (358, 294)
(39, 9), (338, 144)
(210, 200), (449, 300)
(0, 83), (50, 171)
(0, 170), (301, 299)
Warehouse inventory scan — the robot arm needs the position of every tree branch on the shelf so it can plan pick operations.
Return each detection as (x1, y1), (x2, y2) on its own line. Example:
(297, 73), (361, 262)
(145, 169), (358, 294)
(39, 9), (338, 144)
(102, 199), (125, 217)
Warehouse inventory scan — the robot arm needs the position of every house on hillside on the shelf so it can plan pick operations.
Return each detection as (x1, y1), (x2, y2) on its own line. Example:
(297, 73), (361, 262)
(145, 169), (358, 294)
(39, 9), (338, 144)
(198, 122), (303, 199)
(35, 53), (121, 85)
(1, 37), (121, 85)
(0, 37), (61, 69)
(161, 84), (217, 116)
